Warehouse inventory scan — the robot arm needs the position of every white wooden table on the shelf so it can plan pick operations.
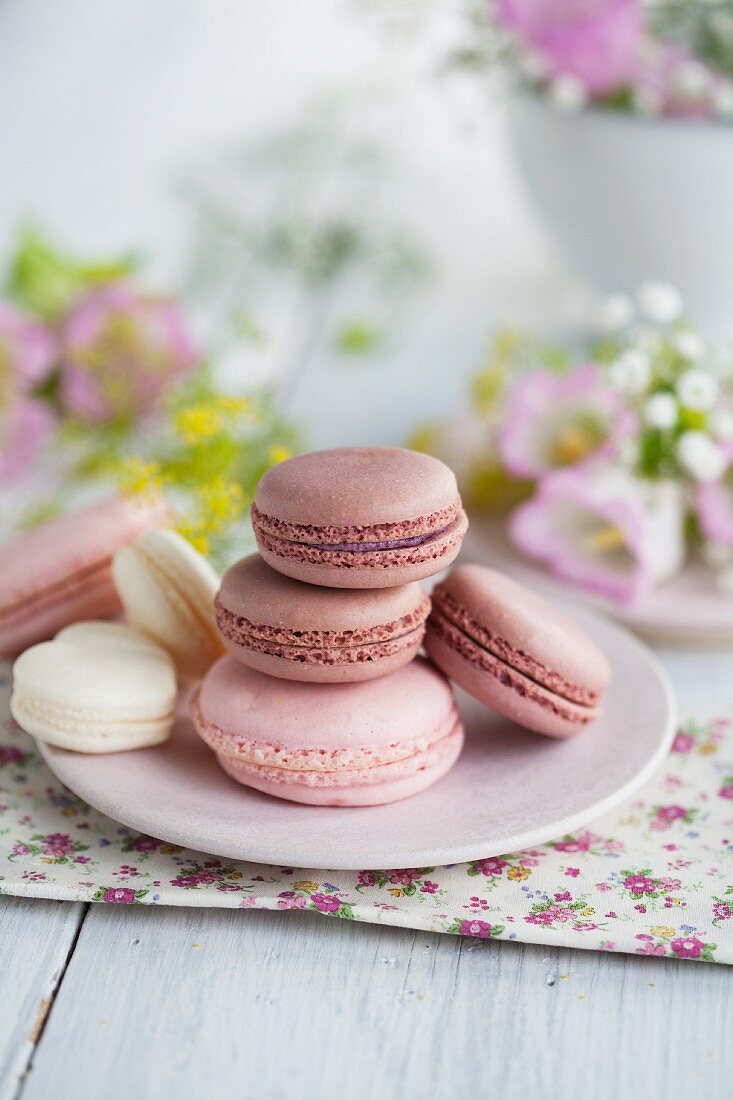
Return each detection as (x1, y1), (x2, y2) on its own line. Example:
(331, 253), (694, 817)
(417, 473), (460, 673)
(1, 646), (731, 1100)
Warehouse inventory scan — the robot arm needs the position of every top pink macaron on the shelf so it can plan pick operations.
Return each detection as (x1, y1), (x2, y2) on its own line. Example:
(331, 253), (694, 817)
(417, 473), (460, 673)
(0, 495), (168, 657)
(251, 446), (468, 588)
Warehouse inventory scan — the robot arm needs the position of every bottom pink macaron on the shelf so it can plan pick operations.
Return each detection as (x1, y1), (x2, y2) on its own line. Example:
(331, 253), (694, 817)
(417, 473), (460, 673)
(189, 655), (464, 806)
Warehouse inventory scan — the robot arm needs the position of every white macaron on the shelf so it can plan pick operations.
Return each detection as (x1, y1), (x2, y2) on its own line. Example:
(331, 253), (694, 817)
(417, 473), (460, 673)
(112, 527), (224, 680)
(10, 621), (177, 753)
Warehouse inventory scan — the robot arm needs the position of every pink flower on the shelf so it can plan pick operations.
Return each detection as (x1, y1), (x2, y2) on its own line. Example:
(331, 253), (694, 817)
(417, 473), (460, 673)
(652, 805), (688, 830)
(276, 894), (306, 910)
(525, 910), (554, 926)
(459, 919), (493, 937)
(697, 445), (733, 545)
(498, 366), (632, 479)
(60, 283), (197, 423)
(473, 857), (509, 877)
(624, 873), (657, 896)
(388, 869), (422, 886)
(41, 833), (75, 857)
(496, 0), (642, 95)
(718, 782), (733, 801)
(565, 867), (580, 877)
(554, 831), (596, 853)
(357, 871), (377, 887)
(0, 301), (55, 482)
(713, 902), (731, 922)
(102, 887), (136, 904)
(635, 41), (721, 121)
(509, 468), (684, 605)
(636, 941), (666, 956)
(671, 732), (694, 754)
(132, 836), (160, 852)
(421, 881), (439, 894)
(0, 745), (24, 766)
(670, 935), (704, 959)
(311, 892), (342, 913)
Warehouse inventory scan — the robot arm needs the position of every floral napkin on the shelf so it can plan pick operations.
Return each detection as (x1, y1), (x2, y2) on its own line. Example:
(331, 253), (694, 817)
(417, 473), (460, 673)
(1, 663), (731, 964)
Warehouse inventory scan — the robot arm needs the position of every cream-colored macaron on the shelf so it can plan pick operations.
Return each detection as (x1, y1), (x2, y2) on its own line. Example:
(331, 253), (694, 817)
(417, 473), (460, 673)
(10, 621), (176, 753)
(112, 527), (224, 680)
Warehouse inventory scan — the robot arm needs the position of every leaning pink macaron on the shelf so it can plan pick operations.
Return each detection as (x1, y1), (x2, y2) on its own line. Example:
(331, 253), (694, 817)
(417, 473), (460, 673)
(189, 655), (464, 806)
(0, 495), (168, 657)
(425, 564), (611, 739)
(251, 446), (468, 588)
(215, 554), (430, 682)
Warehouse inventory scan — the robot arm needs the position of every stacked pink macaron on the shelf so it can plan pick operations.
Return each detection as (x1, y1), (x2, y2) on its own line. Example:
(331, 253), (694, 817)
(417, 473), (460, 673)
(191, 446), (470, 806)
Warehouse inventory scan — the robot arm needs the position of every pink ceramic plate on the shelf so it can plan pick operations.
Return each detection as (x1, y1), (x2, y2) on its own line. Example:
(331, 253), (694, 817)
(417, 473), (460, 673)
(38, 607), (675, 870)
(465, 520), (733, 647)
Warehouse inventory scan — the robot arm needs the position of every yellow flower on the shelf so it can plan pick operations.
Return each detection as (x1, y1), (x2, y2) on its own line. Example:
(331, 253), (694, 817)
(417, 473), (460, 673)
(698, 742), (717, 756)
(293, 880), (319, 892)
(581, 907), (595, 916)
(175, 523), (210, 557)
(117, 457), (163, 499)
(173, 404), (223, 445)
(227, 872), (243, 880)
(650, 925), (675, 939)
(61, 808), (77, 817)
(507, 865), (531, 881)
(268, 445), (292, 465)
(216, 395), (252, 417)
(198, 478), (244, 527)
(388, 888), (403, 897)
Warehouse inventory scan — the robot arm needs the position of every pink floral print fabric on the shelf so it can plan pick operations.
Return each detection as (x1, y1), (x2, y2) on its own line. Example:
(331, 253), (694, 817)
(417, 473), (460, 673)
(0, 664), (731, 963)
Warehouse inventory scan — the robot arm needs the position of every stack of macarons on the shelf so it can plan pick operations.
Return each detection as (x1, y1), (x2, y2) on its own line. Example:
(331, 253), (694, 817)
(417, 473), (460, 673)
(191, 446), (471, 806)
(5, 444), (611, 813)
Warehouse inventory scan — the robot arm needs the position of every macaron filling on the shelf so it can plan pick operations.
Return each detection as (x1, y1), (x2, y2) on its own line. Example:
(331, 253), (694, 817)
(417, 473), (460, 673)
(190, 684), (462, 788)
(250, 500), (462, 548)
(214, 596), (430, 668)
(428, 605), (599, 726)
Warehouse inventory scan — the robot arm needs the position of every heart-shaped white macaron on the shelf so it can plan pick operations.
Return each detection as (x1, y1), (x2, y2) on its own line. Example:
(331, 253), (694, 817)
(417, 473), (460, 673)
(10, 621), (177, 753)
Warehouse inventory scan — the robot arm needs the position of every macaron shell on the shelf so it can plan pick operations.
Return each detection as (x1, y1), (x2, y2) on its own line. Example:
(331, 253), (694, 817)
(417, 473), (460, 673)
(433, 564), (611, 701)
(112, 527), (224, 680)
(10, 621), (176, 752)
(215, 554), (429, 681)
(0, 495), (169, 656)
(255, 446), (460, 527)
(424, 612), (597, 740)
(254, 512), (467, 589)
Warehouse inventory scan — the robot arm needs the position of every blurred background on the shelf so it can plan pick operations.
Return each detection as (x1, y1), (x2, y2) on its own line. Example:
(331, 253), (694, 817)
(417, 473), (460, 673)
(0, 0), (578, 447)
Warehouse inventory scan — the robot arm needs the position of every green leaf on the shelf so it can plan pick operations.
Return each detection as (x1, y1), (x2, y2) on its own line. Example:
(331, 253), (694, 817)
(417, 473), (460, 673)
(6, 224), (137, 319)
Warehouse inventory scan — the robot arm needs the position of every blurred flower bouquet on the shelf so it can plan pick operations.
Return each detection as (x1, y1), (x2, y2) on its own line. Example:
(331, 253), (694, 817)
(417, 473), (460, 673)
(0, 228), (299, 564)
(471, 0), (733, 121)
(412, 282), (733, 606)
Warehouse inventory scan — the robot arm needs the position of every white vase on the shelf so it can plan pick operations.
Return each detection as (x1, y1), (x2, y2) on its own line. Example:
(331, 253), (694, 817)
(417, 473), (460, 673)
(507, 96), (733, 336)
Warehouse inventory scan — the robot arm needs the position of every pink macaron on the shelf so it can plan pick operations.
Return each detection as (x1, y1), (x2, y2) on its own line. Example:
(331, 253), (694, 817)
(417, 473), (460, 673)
(189, 655), (464, 806)
(251, 446), (468, 588)
(0, 495), (168, 657)
(215, 553), (430, 683)
(425, 564), (611, 739)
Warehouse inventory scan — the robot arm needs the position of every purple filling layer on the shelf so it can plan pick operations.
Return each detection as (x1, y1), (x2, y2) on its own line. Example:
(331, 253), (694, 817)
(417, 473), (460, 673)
(314, 525), (451, 554)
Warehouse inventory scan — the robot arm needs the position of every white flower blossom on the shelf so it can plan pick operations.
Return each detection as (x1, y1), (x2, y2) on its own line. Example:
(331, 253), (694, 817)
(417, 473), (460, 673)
(676, 431), (727, 481)
(609, 349), (651, 395)
(643, 392), (678, 430)
(628, 324), (662, 356)
(593, 293), (633, 334)
(637, 282), (683, 325)
(714, 81), (733, 118)
(674, 60), (709, 100)
(519, 50), (550, 82)
(672, 330), (705, 362)
(677, 369), (719, 411)
(709, 407), (733, 442)
(550, 75), (588, 112)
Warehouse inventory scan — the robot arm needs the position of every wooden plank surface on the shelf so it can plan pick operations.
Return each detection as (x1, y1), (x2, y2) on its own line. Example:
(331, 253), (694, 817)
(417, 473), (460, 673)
(0, 897), (85, 1100)
(16, 904), (732, 1100)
